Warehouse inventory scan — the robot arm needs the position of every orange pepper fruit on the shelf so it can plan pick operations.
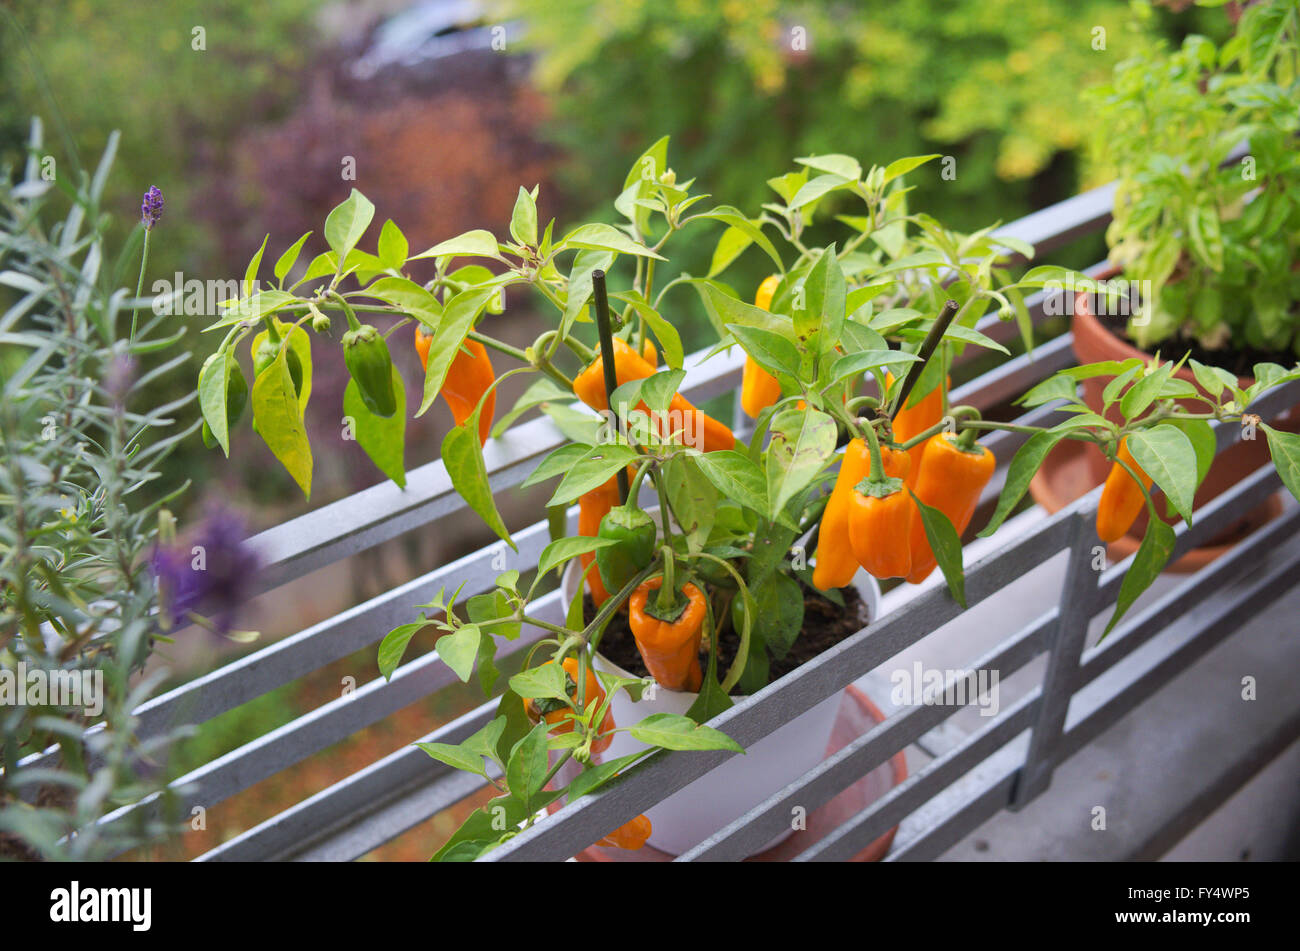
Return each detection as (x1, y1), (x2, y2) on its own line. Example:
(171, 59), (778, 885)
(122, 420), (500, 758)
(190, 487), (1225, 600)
(812, 440), (910, 590)
(886, 370), (950, 488)
(847, 478), (915, 581)
(741, 275), (783, 418)
(574, 338), (734, 452)
(627, 577), (706, 691)
(1096, 437), (1154, 543)
(905, 433), (996, 584)
(596, 813), (652, 850)
(416, 327), (496, 446)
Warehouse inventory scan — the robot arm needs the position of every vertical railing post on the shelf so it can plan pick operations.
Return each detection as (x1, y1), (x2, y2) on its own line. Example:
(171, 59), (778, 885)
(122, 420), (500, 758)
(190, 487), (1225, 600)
(1010, 509), (1100, 808)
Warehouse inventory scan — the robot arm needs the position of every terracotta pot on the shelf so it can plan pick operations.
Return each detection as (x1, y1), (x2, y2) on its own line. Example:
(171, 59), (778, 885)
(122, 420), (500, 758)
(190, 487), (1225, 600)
(1038, 268), (1298, 567)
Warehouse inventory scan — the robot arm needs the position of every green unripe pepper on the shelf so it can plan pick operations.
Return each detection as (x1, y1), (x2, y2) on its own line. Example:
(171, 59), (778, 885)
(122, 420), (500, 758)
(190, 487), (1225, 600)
(342, 324), (397, 417)
(596, 505), (657, 594)
(200, 354), (249, 448)
(253, 335), (304, 395)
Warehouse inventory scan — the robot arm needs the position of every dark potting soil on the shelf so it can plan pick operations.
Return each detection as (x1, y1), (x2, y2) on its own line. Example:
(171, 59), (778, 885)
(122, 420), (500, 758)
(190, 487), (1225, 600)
(587, 580), (870, 696)
(1110, 325), (1296, 380)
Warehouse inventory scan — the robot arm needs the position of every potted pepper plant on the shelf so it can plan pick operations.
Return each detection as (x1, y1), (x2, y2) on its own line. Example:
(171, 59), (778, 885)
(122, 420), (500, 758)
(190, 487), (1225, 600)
(195, 136), (1300, 860)
(1027, 0), (1300, 565)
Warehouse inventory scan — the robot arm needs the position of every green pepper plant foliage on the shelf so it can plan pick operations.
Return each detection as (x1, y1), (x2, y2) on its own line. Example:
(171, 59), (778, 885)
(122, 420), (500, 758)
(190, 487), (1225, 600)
(197, 125), (1300, 859)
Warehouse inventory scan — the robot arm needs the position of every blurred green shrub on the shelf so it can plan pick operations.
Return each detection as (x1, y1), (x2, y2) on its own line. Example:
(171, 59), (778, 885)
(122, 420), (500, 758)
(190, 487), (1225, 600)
(500, 0), (1229, 239)
(0, 0), (319, 278)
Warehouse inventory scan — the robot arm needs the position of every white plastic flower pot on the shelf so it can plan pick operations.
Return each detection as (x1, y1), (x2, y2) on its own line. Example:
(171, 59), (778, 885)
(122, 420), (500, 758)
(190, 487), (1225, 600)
(559, 551), (881, 857)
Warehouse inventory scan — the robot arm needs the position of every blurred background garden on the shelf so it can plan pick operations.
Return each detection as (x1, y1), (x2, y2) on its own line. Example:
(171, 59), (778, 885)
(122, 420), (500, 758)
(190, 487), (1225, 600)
(0, 0), (1238, 859)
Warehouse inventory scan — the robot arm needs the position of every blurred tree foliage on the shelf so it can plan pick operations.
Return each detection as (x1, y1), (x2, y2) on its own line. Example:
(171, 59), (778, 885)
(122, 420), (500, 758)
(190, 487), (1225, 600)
(0, 0), (319, 279)
(500, 0), (1231, 251)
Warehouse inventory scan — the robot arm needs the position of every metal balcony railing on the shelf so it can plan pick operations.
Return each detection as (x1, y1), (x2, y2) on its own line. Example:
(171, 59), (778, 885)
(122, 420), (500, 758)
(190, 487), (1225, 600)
(45, 178), (1299, 861)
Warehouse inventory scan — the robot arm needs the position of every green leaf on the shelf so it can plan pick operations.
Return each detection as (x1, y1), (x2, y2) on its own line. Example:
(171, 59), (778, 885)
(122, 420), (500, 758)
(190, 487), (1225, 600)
(694, 450), (769, 517)
(612, 294), (685, 369)
(796, 153), (862, 180)
(1103, 517), (1176, 637)
(204, 289), (299, 331)
(1126, 426), (1196, 525)
(882, 154), (940, 184)
(979, 430), (1069, 537)
(378, 620), (426, 680)
(1119, 365), (1172, 421)
(416, 741), (488, 779)
(765, 407), (837, 523)
(437, 625), (482, 683)
(797, 243), (846, 361)
(549, 445), (638, 506)
(467, 590), (521, 642)
(444, 413), (515, 549)
(1188, 359), (1231, 400)
(564, 753), (644, 802)
(367, 276), (442, 329)
(324, 189), (375, 267)
(494, 376), (572, 437)
(198, 351), (238, 456)
(1162, 419), (1215, 495)
(751, 571), (802, 659)
(562, 250), (615, 336)
(727, 323), (801, 380)
(788, 173), (853, 210)
(418, 286), (497, 416)
(692, 206), (784, 276)
(1263, 424), (1300, 503)
(412, 229), (501, 261)
(509, 186), (539, 247)
(640, 368), (686, 416)
(562, 223), (664, 260)
(505, 722), (552, 811)
(509, 663), (571, 704)
(523, 443), (593, 488)
(274, 232), (312, 283)
(376, 219), (408, 271)
(829, 349), (918, 385)
(251, 340), (312, 497)
(708, 224), (754, 278)
(628, 713), (743, 752)
(537, 535), (619, 578)
(909, 491), (966, 607)
(663, 455), (718, 549)
(343, 366), (407, 488)
(244, 234), (269, 294)
(1016, 374), (1077, 408)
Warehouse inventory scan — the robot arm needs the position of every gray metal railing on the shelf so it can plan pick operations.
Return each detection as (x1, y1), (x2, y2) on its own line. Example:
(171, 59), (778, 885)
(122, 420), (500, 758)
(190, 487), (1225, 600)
(60, 177), (1299, 860)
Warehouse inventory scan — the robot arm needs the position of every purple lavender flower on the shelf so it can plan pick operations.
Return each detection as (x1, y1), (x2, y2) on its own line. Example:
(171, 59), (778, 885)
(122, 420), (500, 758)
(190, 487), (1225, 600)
(151, 504), (260, 636)
(140, 185), (164, 230)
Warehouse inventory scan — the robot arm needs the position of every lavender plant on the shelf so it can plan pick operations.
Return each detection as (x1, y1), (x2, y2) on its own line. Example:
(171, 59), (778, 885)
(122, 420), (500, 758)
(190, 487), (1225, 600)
(0, 120), (201, 859)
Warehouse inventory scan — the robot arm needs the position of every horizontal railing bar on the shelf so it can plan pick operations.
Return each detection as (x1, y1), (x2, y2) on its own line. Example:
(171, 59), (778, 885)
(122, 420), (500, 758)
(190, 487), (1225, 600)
(793, 691), (1040, 861)
(1059, 532), (1300, 771)
(882, 747), (1024, 862)
(1089, 474), (1294, 674)
(949, 332), (1075, 411)
(994, 181), (1116, 257)
(98, 592), (558, 855)
(16, 510), (575, 778)
(482, 509), (1078, 861)
(196, 700), (500, 862)
(886, 514), (1300, 863)
(1096, 464), (1285, 607)
(677, 605), (1055, 861)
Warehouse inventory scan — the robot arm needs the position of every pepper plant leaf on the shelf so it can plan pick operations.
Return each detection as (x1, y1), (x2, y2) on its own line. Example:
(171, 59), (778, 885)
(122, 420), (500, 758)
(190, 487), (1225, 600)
(343, 365), (406, 488)
(910, 491), (966, 607)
